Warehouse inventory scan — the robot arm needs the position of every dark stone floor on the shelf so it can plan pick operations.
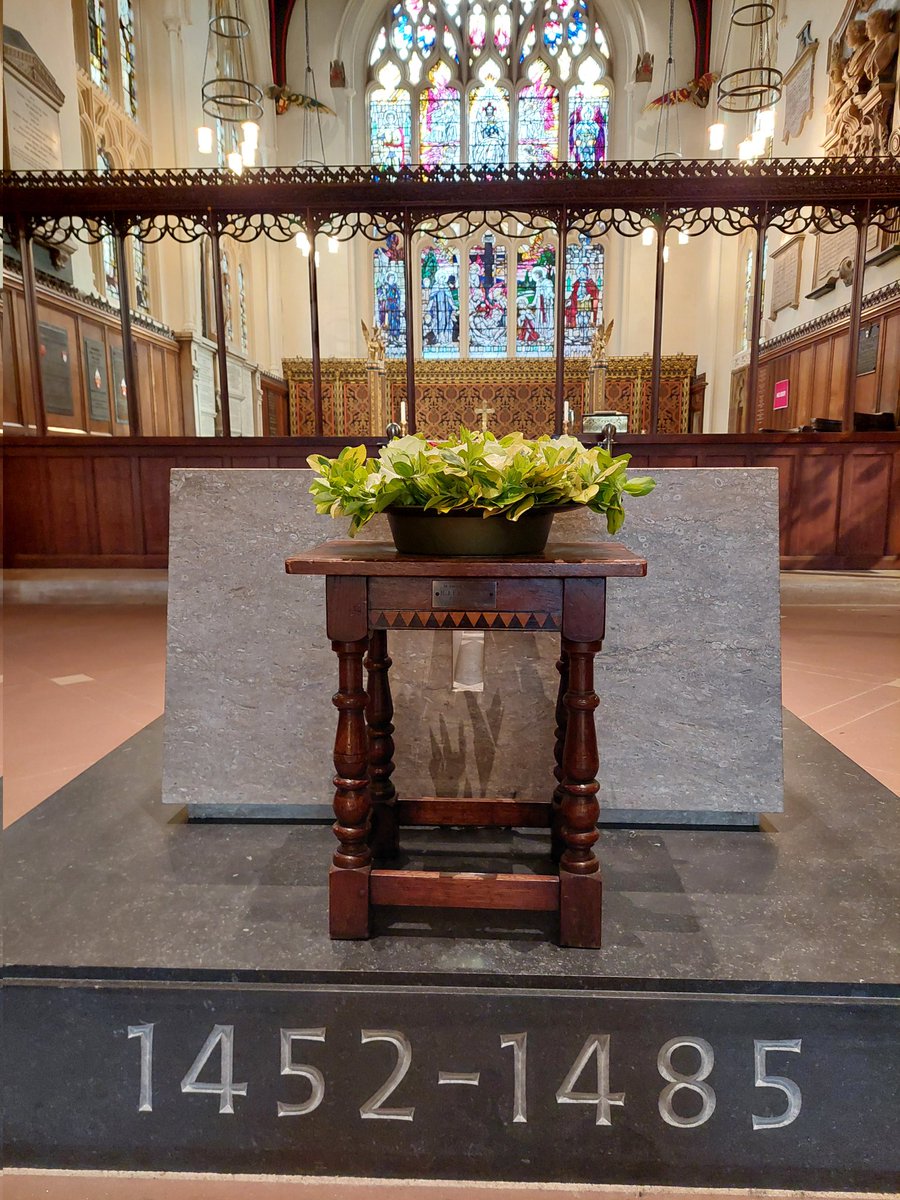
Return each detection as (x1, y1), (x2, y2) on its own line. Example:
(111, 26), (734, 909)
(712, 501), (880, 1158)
(4, 712), (898, 990)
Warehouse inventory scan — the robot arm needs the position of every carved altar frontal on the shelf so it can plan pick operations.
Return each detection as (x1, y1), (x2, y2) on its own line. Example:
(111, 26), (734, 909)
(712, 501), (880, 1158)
(283, 355), (697, 437)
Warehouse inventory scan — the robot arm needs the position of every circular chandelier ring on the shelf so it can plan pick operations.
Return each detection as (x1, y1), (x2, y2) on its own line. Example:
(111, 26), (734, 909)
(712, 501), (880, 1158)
(730, 2), (777, 27)
(718, 66), (783, 113)
(208, 15), (251, 39)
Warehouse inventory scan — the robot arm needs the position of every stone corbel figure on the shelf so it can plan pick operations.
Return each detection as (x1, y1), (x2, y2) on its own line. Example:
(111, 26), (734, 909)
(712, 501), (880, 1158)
(863, 10), (899, 84)
(843, 20), (875, 98)
(360, 319), (386, 363)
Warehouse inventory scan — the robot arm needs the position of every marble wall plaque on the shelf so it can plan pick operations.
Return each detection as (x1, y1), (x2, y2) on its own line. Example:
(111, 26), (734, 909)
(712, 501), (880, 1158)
(163, 468), (783, 821)
(84, 337), (110, 421)
(38, 322), (73, 415)
(769, 236), (804, 318)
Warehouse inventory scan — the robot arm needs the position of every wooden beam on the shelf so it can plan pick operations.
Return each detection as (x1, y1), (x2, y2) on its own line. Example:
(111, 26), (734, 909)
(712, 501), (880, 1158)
(403, 212), (416, 434)
(306, 209), (323, 437)
(395, 797), (552, 828)
(15, 218), (47, 436)
(649, 209), (668, 434)
(370, 869), (559, 911)
(746, 208), (769, 434)
(114, 227), (142, 436)
(209, 228), (232, 437)
(554, 206), (568, 435)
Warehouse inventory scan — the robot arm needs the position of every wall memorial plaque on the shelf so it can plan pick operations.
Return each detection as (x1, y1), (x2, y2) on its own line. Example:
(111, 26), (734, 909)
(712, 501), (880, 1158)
(2, 27), (64, 171)
(110, 345), (129, 423)
(782, 36), (818, 144)
(812, 225), (881, 294)
(38, 322), (73, 416)
(84, 337), (111, 421)
(857, 322), (880, 376)
(769, 236), (804, 318)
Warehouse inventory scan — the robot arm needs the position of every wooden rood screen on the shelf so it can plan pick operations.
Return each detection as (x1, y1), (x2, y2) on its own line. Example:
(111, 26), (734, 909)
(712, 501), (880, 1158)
(2, 158), (898, 437)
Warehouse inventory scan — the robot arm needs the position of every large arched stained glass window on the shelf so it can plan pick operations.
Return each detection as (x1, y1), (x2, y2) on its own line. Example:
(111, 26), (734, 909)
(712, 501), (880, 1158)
(468, 234), (508, 357)
(515, 233), (556, 357)
(367, 1), (611, 165)
(421, 242), (461, 358)
(373, 234), (408, 358)
(88, 0), (110, 90)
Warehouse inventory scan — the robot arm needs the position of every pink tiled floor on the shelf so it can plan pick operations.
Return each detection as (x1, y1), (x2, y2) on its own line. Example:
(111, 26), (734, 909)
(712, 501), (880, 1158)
(2, 574), (898, 830)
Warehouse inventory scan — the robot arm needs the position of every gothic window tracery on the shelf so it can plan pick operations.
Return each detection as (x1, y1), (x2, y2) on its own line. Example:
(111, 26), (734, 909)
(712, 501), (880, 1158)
(367, 3), (610, 360)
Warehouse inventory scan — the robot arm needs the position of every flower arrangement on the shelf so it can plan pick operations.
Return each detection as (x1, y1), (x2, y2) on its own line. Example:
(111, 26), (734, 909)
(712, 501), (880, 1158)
(308, 429), (655, 537)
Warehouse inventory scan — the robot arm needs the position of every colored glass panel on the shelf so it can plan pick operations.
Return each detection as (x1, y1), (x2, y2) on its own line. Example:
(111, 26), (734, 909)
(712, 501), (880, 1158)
(88, 0), (109, 90)
(563, 235), (603, 356)
(515, 235), (555, 357)
(133, 239), (150, 312)
(370, 26), (388, 64)
(238, 264), (248, 350)
(417, 13), (437, 54)
(391, 10), (414, 57)
(520, 23), (536, 61)
(443, 24), (459, 60)
(468, 75), (509, 166)
(370, 73), (412, 168)
(420, 62), (460, 166)
(468, 234), (507, 358)
(567, 7), (588, 55)
(406, 0), (424, 16)
(493, 7), (511, 55)
(373, 235), (407, 359)
(517, 62), (559, 164)
(468, 5), (486, 53)
(543, 13), (563, 54)
(97, 150), (118, 304)
(594, 22), (609, 56)
(421, 242), (460, 358)
(568, 83), (608, 166)
(118, 0), (138, 118)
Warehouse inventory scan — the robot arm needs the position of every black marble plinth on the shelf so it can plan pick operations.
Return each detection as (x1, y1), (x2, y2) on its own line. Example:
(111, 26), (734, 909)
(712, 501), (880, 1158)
(3, 713), (898, 1189)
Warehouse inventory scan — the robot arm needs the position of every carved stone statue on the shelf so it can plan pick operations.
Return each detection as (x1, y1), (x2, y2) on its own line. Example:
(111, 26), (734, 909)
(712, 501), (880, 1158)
(826, 50), (852, 123)
(590, 318), (615, 365)
(844, 20), (874, 95)
(864, 10), (899, 83)
(360, 319), (386, 363)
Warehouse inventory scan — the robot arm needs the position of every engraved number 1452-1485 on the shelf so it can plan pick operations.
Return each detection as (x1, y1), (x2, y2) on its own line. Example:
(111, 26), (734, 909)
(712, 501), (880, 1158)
(126, 1025), (802, 1131)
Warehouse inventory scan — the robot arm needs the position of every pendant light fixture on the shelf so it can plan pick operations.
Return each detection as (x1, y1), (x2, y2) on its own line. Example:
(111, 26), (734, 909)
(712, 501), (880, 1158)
(653, 0), (683, 161)
(711, 2), (783, 159)
(199, 0), (263, 171)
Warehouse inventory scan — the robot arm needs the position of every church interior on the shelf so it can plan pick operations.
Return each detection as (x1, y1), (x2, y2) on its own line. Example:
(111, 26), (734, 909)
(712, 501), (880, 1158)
(2, 1), (899, 1198)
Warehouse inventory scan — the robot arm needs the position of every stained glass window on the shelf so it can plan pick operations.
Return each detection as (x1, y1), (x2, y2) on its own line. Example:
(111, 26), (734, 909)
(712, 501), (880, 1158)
(563, 234), (603, 356)
(373, 234), (408, 358)
(517, 60), (559, 165)
(469, 61), (509, 166)
(420, 62), (460, 167)
(421, 242), (460, 358)
(468, 234), (507, 357)
(515, 234), (555, 357)
(133, 239), (150, 312)
(238, 264), (248, 351)
(88, 0), (110, 90)
(370, 62), (412, 168)
(368, 2), (610, 166)
(118, 0), (138, 119)
(221, 254), (234, 345)
(96, 150), (119, 304)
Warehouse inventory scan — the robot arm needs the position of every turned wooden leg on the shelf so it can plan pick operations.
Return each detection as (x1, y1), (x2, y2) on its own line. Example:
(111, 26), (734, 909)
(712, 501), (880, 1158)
(330, 638), (372, 939)
(550, 647), (569, 863)
(365, 629), (399, 859)
(558, 637), (602, 949)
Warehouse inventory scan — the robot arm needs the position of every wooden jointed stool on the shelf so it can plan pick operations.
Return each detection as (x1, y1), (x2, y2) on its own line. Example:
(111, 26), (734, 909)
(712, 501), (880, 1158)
(285, 540), (646, 948)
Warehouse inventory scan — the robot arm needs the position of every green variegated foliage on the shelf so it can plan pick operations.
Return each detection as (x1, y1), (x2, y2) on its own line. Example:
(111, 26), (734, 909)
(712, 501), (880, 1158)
(308, 431), (655, 537)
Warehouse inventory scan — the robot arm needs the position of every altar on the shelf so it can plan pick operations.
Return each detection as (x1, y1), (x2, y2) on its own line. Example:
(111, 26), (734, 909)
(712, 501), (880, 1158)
(284, 354), (702, 437)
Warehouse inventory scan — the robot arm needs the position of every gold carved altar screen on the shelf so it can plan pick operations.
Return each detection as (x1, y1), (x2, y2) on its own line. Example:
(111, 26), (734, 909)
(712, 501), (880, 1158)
(284, 355), (698, 437)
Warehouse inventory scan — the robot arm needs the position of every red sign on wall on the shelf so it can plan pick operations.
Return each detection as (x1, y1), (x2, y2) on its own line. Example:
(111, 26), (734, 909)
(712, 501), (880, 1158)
(773, 379), (790, 410)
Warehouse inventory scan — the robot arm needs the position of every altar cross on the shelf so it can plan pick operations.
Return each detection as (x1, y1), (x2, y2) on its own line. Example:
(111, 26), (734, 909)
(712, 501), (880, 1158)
(474, 404), (495, 432)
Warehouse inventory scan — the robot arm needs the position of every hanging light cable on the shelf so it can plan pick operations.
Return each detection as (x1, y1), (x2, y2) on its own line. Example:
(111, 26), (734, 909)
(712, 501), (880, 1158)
(653, 0), (683, 161)
(298, 0), (327, 166)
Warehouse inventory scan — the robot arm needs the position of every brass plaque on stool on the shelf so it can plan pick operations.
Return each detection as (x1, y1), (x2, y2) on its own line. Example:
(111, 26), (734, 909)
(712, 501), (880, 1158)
(432, 580), (498, 609)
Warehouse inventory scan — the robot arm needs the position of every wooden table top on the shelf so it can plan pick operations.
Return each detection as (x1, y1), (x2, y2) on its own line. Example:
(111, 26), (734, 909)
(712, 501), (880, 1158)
(285, 540), (647, 578)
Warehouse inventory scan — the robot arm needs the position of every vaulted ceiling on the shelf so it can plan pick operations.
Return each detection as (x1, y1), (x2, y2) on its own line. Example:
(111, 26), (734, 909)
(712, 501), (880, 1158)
(266, 1), (713, 89)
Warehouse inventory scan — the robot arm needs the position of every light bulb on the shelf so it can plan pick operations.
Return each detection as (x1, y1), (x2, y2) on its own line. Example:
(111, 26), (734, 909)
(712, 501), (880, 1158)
(738, 137), (757, 162)
(295, 231), (310, 255)
(328, 236), (339, 254)
(751, 127), (768, 156)
(642, 226), (655, 246)
(663, 245), (670, 264)
(197, 125), (214, 154)
(240, 141), (256, 167)
(241, 120), (259, 150)
(227, 150), (244, 175)
(708, 121), (725, 152)
(678, 229), (690, 245)
(758, 108), (776, 138)
(314, 250), (320, 268)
